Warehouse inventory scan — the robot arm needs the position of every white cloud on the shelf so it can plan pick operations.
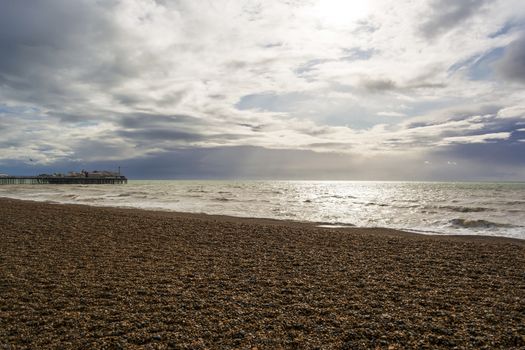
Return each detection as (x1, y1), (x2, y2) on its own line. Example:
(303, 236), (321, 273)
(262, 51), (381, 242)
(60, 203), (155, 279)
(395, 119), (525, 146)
(440, 132), (511, 145)
(377, 111), (406, 117)
(497, 106), (525, 119)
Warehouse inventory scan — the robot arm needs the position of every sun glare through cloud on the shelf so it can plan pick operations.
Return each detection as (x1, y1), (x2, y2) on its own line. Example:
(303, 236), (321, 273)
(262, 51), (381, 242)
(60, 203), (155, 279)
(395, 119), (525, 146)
(311, 0), (371, 27)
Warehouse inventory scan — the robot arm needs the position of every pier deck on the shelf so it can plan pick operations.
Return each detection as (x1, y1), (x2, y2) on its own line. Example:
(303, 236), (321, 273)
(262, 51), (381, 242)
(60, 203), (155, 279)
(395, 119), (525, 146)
(0, 176), (128, 185)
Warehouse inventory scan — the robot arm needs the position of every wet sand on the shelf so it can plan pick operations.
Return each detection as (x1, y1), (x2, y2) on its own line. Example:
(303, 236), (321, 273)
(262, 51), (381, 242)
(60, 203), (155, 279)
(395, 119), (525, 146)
(1, 197), (524, 349)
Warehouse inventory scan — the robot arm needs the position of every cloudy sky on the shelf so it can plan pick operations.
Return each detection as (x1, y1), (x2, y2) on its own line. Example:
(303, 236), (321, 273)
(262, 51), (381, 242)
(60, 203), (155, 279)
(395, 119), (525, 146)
(1, 0), (525, 180)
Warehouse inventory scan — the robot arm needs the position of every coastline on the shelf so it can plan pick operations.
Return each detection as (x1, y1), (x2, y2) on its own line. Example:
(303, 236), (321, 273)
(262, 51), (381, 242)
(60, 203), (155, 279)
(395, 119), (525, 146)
(1, 197), (524, 348)
(1, 179), (524, 240)
(1, 196), (523, 243)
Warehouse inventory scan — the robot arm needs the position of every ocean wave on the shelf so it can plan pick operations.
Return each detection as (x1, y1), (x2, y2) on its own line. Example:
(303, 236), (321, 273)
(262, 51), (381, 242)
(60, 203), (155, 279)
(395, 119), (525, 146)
(116, 191), (148, 197)
(402, 199), (419, 203)
(61, 194), (79, 199)
(314, 221), (355, 227)
(442, 205), (494, 213)
(3, 181), (523, 240)
(318, 194), (357, 199)
(331, 195), (356, 199)
(365, 202), (389, 207)
(316, 221), (355, 228)
(504, 200), (525, 205)
(78, 197), (99, 203)
(449, 218), (513, 229)
(187, 189), (209, 193)
(421, 210), (438, 214)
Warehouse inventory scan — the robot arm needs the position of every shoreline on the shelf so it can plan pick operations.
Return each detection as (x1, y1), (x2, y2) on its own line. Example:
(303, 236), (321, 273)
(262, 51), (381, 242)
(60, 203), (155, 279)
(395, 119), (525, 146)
(1, 196), (522, 243)
(1, 197), (524, 348)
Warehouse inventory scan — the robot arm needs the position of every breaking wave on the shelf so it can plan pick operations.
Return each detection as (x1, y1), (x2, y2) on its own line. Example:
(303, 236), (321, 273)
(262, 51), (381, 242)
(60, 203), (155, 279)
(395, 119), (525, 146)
(442, 205), (494, 213)
(449, 218), (513, 229)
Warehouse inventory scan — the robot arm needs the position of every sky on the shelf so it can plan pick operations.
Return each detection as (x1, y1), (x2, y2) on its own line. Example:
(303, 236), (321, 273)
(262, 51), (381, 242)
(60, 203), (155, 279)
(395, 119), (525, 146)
(1, 0), (525, 180)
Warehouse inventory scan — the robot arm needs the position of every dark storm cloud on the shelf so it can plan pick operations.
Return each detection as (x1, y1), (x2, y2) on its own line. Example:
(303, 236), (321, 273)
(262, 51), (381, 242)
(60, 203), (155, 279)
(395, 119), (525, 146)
(419, 0), (490, 39)
(3, 147), (362, 180)
(118, 113), (205, 129)
(114, 111), (255, 145)
(115, 131), (515, 181)
(0, 1), (110, 65)
(117, 129), (205, 142)
(73, 146), (424, 180)
(6, 143), (523, 181)
(0, 139), (23, 148)
(237, 123), (265, 132)
(0, 0), (143, 109)
(50, 112), (100, 123)
(235, 92), (308, 112)
(0, 1), (104, 50)
(359, 69), (446, 93)
(117, 129), (254, 144)
(114, 113), (238, 145)
(307, 142), (353, 150)
(435, 140), (525, 167)
(65, 139), (129, 161)
(406, 82), (447, 89)
(49, 111), (204, 127)
(496, 35), (525, 83)
(359, 77), (397, 92)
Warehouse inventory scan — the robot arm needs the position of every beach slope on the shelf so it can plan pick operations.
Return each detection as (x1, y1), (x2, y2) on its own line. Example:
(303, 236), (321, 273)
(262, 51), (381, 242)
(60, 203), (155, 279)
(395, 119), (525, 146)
(1, 198), (524, 348)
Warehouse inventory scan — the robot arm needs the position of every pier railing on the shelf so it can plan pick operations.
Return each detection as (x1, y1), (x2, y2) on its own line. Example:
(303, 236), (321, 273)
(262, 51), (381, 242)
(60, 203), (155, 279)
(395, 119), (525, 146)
(0, 176), (128, 185)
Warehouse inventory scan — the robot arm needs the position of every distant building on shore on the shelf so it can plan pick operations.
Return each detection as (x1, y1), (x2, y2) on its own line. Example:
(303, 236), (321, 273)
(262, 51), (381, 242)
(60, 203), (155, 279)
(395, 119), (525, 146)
(0, 169), (127, 185)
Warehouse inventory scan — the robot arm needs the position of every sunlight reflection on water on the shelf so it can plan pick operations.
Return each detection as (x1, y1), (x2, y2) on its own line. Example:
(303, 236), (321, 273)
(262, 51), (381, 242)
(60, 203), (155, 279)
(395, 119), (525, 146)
(1, 180), (524, 239)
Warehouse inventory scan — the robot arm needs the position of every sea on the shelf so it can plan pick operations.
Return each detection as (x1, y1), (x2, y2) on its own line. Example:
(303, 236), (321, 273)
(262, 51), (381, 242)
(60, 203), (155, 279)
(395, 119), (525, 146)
(1, 180), (524, 239)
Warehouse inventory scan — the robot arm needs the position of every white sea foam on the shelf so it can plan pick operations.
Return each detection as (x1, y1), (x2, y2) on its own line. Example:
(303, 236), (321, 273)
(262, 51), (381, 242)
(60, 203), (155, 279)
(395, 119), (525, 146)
(1, 180), (524, 239)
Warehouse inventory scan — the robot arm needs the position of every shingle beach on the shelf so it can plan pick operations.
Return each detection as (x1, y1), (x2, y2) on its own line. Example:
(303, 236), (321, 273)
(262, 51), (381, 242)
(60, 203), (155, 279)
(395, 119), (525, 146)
(1, 198), (524, 349)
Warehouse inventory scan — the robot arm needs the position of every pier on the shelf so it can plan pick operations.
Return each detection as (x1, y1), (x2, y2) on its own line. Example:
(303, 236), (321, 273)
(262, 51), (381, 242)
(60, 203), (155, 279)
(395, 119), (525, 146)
(0, 176), (128, 185)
